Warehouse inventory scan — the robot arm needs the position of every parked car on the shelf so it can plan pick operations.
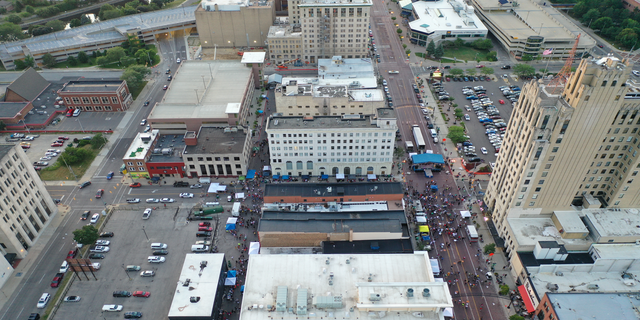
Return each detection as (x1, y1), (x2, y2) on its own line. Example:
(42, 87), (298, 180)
(148, 256), (166, 263)
(63, 296), (81, 302)
(160, 198), (175, 203)
(89, 253), (105, 259)
(50, 273), (64, 287)
(142, 208), (152, 220)
(140, 271), (155, 277)
(129, 182), (142, 188)
(102, 305), (123, 312)
(124, 311), (143, 319)
(113, 291), (132, 297)
(100, 231), (114, 238)
(89, 246), (110, 253)
(126, 198), (140, 203)
(153, 249), (168, 255)
(95, 240), (110, 246)
(146, 198), (159, 203)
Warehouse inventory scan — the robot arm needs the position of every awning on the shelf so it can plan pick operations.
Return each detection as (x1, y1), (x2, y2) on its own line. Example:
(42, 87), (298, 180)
(321, 174), (329, 180)
(249, 242), (260, 255)
(419, 225), (430, 233)
(367, 174), (377, 180)
(518, 285), (535, 313)
(151, 177), (160, 181)
(460, 210), (472, 218)
(336, 173), (345, 179)
(238, 176), (245, 181)
(246, 170), (256, 179)
(412, 153), (445, 164)
(199, 177), (211, 184)
(273, 175), (280, 180)
(282, 175), (290, 180)
(226, 217), (238, 224)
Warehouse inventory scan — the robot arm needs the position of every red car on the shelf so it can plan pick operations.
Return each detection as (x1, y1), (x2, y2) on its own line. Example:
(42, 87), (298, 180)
(163, 85), (168, 90)
(198, 226), (213, 232)
(51, 273), (65, 287)
(132, 291), (151, 298)
(499, 99), (505, 104)
(51, 142), (63, 147)
(57, 136), (69, 140)
(199, 222), (211, 227)
(129, 182), (142, 188)
(96, 189), (104, 198)
(67, 250), (77, 259)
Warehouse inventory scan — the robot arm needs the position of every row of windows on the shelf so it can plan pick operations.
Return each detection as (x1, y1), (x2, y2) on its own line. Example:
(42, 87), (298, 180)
(279, 158), (389, 167)
(305, 8), (365, 18)
(272, 151), (392, 157)
(185, 156), (241, 162)
(270, 132), (389, 138)
(65, 96), (118, 105)
(73, 106), (114, 111)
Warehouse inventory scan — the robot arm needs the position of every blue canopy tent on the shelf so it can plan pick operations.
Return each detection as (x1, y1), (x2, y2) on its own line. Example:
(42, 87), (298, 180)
(246, 170), (256, 179)
(282, 175), (290, 180)
(412, 153), (445, 164)
(320, 174), (329, 180)
(273, 175), (280, 180)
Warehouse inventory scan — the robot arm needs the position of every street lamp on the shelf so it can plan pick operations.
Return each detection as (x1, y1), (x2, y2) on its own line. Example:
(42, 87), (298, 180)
(122, 264), (132, 281)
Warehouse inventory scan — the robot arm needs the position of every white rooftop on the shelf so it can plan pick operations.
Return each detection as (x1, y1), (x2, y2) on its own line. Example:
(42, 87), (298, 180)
(583, 208), (640, 238)
(150, 60), (251, 120)
(241, 52), (266, 64)
(240, 253), (453, 320)
(409, 0), (487, 35)
(349, 89), (385, 101)
(268, 25), (302, 38)
(507, 217), (592, 249)
(590, 243), (640, 260)
(552, 211), (589, 234)
(262, 201), (389, 212)
(168, 253), (226, 318)
(530, 270), (640, 297)
(298, 0), (371, 6)
(317, 57), (377, 88)
(123, 130), (159, 160)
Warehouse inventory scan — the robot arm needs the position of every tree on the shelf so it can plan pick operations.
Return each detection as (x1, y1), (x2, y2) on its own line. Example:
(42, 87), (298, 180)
(25, 5), (35, 13)
(592, 16), (612, 31)
(396, 28), (402, 34)
(61, 147), (92, 164)
(42, 53), (56, 68)
(454, 38), (465, 48)
(509, 315), (525, 320)
(98, 4), (115, 20)
(484, 243), (496, 254)
(35, 6), (60, 18)
(67, 55), (78, 66)
(5, 14), (22, 24)
(465, 68), (476, 76)
(499, 284), (510, 296)
(80, 14), (92, 25)
(121, 65), (151, 93)
(69, 18), (81, 28)
(14, 59), (26, 70)
(45, 20), (65, 32)
(103, 10), (124, 20)
(96, 56), (109, 66)
(77, 51), (89, 63)
(434, 43), (444, 59)
(449, 68), (464, 76)
(90, 133), (107, 149)
(447, 126), (468, 144)
(23, 55), (35, 69)
(0, 121), (6, 131)
(106, 47), (126, 62)
(471, 39), (493, 50)
(453, 108), (464, 119)
(480, 67), (494, 76)
(486, 51), (497, 61)
(426, 40), (436, 56)
(581, 8), (600, 25)
(520, 54), (535, 61)
(616, 28), (638, 48)
(0, 22), (27, 41)
(405, 49), (411, 56)
(73, 225), (99, 246)
(513, 63), (535, 76)
(151, 0), (164, 8)
(14, 0), (24, 12)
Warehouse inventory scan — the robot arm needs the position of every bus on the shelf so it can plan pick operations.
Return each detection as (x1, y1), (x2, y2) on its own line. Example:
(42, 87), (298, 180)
(405, 141), (414, 152)
(412, 125), (426, 152)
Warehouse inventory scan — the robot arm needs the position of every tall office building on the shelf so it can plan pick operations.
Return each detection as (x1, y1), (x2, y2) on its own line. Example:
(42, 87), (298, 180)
(287, 0), (372, 64)
(485, 57), (640, 246)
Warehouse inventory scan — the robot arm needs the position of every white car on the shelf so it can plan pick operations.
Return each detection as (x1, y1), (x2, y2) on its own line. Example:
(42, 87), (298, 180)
(126, 198), (140, 203)
(180, 193), (194, 198)
(160, 198), (175, 203)
(95, 240), (110, 246)
(60, 261), (69, 273)
(142, 208), (152, 220)
(481, 147), (488, 155)
(464, 114), (470, 121)
(102, 304), (123, 312)
(92, 262), (101, 270)
(176, 58), (181, 63)
(90, 246), (110, 253)
(140, 119), (147, 126)
(148, 256), (166, 263)
(146, 198), (159, 203)
(40, 156), (52, 161)
(422, 109), (429, 114)
(144, 125), (150, 133)
(90, 213), (100, 224)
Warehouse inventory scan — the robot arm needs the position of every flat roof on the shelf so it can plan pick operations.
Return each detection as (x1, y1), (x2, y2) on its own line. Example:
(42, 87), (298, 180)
(147, 134), (188, 163)
(267, 114), (387, 130)
(262, 201), (389, 212)
(0, 102), (29, 118)
(123, 130), (160, 161)
(59, 80), (123, 93)
(151, 60), (251, 120)
(472, 0), (595, 46)
(298, 0), (372, 5)
(583, 208), (640, 238)
(268, 25), (302, 38)
(264, 182), (404, 198)
(168, 253), (225, 318)
(590, 243), (640, 260)
(322, 239), (414, 254)
(529, 268), (640, 297)
(377, 108), (396, 118)
(184, 127), (247, 155)
(551, 211), (589, 234)
(280, 83), (384, 101)
(546, 293), (640, 320)
(259, 219), (404, 233)
(507, 217), (592, 249)
(280, 76), (378, 89)
(0, 144), (14, 160)
(262, 210), (407, 222)
(241, 52), (266, 64)
(24, 80), (67, 125)
(0, 7), (196, 60)
(409, 0), (487, 35)
(240, 253), (452, 320)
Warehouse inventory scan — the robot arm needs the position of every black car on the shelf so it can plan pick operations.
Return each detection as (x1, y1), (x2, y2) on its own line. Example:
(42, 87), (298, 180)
(153, 250), (169, 255)
(81, 211), (90, 220)
(467, 157), (482, 162)
(89, 253), (105, 259)
(196, 231), (212, 237)
(124, 312), (143, 319)
(143, 101), (150, 106)
(426, 122), (434, 129)
(166, 69), (170, 74)
(99, 232), (114, 238)
(113, 291), (132, 297)
(79, 181), (91, 189)
(173, 181), (189, 187)
(28, 313), (40, 320)
(443, 65), (451, 69)
(501, 65), (511, 69)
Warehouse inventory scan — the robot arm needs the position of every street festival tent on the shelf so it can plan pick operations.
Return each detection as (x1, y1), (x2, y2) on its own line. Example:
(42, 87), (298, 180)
(207, 183), (227, 193)
(225, 217), (238, 230)
(416, 216), (427, 224)
(411, 153), (445, 164)
(460, 210), (472, 218)
(225, 269), (237, 286)
(249, 242), (260, 255)
(235, 193), (245, 200)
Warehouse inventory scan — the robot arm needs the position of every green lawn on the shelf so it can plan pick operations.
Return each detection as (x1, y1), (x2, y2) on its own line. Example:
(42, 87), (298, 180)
(443, 46), (490, 62)
(165, 0), (186, 8)
(39, 145), (99, 181)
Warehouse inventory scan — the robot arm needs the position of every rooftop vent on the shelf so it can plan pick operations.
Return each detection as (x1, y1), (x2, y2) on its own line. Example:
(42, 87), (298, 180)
(276, 286), (288, 312)
(296, 288), (308, 315)
(183, 279), (191, 287)
(407, 288), (414, 298)
(190, 296), (200, 303)
(369, 293), (381, 301)
(422, 288), (430, 297)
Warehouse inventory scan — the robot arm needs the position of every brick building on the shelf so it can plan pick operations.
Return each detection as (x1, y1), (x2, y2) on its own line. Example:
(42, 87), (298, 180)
(263, 182), (403, 203)
(183, 127), (252, 178)
(58, 80), (132, 112)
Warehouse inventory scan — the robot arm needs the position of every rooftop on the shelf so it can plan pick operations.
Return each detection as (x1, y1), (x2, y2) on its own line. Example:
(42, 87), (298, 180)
(264, 182), (404, 198)
(0, 7), (195, 60)
(298, 0), (372, 6)
(200, 0), (271, 10)
(377, 108), (396, 118)
(168, 253), (225, 318)
(5, 68), (50, 102)
(259, 210), (409, 234)
(123, 130), (160, 161)
(322, 239), (414, 254)
(279, 81), (384, 101)
(268, 25), (302, 38)
(262, 201), (390, 212)
(241, 52), (266, 64)
(552, 211), (589, 234)
(59, 80), (124, 93)
(150, 60), (252, 120)
(147, 134), (188, 163)
(545, 293), (640, 320)
(316, 57), (377, 88)
(529, 269), (640, 297)
(0, 144), (14, 161)
(0, 102), (29, 119)
(409, 0), (487, 35)
(184, 127), (247, 155)
(583, 208), (640, 238)
(266, 113), (389, 130)
(24, 79), (67, 125)
(507, 216), (593, 249)
(472, 0), (595, 46)
(239, 253), (452, 320)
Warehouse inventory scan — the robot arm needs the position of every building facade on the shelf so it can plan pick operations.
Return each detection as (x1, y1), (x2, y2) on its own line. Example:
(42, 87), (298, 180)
(267, 25), (303, 65)
(196, 0), (275, 49)
(288, 0), (372, 64)
(183, 127), (252, 178)
(484, 57), (640, 247)
(0, 144), (58, 260)
(265, 108), (397, 176)
(58, 80), (132, 112)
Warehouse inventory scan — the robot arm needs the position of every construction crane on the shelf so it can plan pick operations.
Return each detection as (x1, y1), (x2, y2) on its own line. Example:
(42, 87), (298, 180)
(548, 33), (581, 93)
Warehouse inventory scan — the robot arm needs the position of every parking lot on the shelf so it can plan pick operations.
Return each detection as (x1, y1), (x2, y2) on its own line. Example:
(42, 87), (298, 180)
(55, 204), (222, 319)
(9, 133), (100, 170)
(434, 73), (526, 164)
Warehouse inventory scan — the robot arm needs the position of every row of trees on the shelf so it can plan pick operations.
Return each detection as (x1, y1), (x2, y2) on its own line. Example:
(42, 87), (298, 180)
(448, 67), (495, 77)
(572, 0), (640, 48)
(98, 0), (171, 21)
(422, 38), (497, 61)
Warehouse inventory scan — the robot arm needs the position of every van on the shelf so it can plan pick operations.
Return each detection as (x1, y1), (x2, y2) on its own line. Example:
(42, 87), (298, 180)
(191, 244), (210, 252)
(430, 129), (437, 138)
(36, 293), (50, 309)
(150, 243), (167, 250)
(73, 108), (81, 117)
